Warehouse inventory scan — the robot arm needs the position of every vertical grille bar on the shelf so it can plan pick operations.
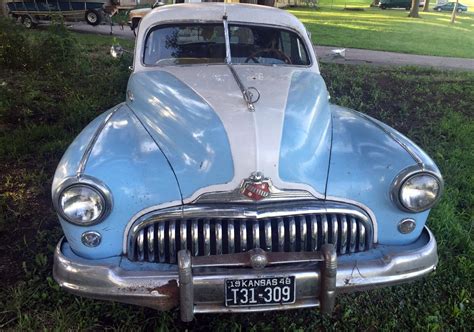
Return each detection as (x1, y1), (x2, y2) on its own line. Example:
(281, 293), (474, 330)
(340, 215), (348, 254)
(310, 214), (318, 251)
(299, 215), (307, 252)
(228, 219), (235, 254)
(358, 223), (366, 251)
(147, 225), (155, 262)
(264, 219), (272, 251)
(169, 220), (176, 263)
(289, 216), (296, 252)
(203, 219), (210, 256)
(215, 220), (222, 255)
(180, 220), (187, 250)
(240, 220), (247, 252)
(321, 215), (329, 244)
(137, 229), (145, 261)
(192, 219), (199, 256)
(252, 220), (260, 249)
(349, 217), (357, 253)
(158, 222), (165, 262)
(331, 214), (338, 249)
(277, 217), (285, 252)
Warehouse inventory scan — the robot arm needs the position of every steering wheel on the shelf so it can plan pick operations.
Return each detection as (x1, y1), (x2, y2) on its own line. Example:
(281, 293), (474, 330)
(244, 49), (292, 64)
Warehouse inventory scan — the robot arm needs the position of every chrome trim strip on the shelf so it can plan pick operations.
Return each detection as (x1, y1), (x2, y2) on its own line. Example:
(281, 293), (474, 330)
(193, 186), (316, 204)
(77, 105), (122, 177)
(355, 111), (424, 167)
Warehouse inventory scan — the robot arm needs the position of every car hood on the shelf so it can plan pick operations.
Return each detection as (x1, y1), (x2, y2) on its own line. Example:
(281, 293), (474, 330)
(126, 65), (332, 202)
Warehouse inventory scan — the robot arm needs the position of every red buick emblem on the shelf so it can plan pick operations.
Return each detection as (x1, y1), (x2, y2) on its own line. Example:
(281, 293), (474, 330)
(241, 181), (270, 201)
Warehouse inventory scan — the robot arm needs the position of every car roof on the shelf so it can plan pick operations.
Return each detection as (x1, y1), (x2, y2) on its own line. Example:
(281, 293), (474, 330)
(139, 3), (308, 34)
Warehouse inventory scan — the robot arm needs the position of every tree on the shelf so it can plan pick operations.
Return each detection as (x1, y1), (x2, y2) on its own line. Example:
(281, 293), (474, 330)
(451, 0), (459, 23)
(423, 0), (430, 12)
(408, 0), (421, 17)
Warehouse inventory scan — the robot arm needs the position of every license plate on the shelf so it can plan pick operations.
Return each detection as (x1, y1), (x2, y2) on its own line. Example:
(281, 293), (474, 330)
(225, 276), (296, 306)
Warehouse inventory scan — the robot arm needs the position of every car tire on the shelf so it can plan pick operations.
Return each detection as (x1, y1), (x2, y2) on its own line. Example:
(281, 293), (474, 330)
(22, 15), (34, 29)
(437, 8), (442, 11)
(457, 8), (462, 13)
(85, 9), (102, 26)
(380, 5), (386, 9)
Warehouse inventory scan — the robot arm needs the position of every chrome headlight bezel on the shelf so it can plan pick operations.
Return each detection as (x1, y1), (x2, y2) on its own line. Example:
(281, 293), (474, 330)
(391, 166), (443, 213)
(53, 176), (113, 226)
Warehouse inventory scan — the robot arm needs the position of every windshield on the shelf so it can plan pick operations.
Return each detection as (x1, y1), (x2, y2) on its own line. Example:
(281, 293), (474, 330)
(143, 23), (310, 66)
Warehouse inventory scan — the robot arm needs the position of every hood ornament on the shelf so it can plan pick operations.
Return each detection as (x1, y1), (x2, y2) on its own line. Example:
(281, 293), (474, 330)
(240, 172), (272, 201)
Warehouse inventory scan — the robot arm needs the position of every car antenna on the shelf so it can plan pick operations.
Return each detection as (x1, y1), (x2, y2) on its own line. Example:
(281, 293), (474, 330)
(223, 10), (260, 112)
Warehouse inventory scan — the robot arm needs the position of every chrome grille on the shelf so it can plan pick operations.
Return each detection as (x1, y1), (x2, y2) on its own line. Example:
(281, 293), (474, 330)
(127, 202), (373, 264)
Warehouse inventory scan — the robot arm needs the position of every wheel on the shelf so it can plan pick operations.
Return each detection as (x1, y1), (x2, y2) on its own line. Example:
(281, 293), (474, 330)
(22, 15), (34, 29)
(437, 8), (442, 11)
(457, 8), (462, 13)
(406, 6), (410, 10)
(85, 9), (102, 26)
(380, 5), (386, 9)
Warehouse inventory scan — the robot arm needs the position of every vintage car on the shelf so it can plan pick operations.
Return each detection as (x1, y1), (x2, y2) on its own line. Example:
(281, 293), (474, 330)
(52, 3), (442, 321)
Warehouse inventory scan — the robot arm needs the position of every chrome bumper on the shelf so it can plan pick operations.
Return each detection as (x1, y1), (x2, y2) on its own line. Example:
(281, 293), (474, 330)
(53, 227), (437, 321)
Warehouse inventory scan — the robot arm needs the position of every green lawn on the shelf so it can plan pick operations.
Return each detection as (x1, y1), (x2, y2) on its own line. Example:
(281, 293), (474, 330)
(0, 21), (473, 330)
(289, 1), (474, 58)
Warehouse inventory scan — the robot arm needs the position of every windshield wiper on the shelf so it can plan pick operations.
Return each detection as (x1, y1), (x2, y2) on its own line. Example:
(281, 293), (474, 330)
(223, 15), (260, 112)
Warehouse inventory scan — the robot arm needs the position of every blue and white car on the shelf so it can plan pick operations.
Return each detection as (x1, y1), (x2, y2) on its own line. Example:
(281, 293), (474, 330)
(52, 3), (442, 321)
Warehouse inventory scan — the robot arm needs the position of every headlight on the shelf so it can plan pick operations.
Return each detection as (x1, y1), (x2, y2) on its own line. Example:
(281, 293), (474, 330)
(53, 176), (112, 226)
(392, 169), (442, 213)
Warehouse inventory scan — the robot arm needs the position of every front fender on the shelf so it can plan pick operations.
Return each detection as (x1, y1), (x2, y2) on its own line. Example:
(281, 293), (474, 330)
(52, 104), (181, 259)
(326, 105), (440, 245)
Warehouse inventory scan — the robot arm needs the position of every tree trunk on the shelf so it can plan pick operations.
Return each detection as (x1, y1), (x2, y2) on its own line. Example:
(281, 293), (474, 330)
(423, 0), (430, 12)
(450, 0), (459, 23)
(408, 0), (420, 17)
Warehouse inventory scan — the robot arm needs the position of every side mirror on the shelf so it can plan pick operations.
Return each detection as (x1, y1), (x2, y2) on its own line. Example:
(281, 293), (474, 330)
(110, 44), (132, 58)
(110, 44), (124, 58)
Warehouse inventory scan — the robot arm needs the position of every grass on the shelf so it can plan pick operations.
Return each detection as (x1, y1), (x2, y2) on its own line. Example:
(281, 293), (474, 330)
(289, 0), (474, 58)
(0, 19), (473, 330)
